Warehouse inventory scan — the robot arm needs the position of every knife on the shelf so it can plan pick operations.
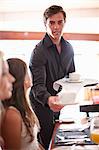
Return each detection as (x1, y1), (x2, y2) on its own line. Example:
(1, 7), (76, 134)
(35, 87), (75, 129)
(84, 83), (98, 87)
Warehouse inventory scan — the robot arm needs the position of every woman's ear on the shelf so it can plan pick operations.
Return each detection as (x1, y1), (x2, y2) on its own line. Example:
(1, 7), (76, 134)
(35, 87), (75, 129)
(24, 72), (32, 89)
(24, 79), (29, 89)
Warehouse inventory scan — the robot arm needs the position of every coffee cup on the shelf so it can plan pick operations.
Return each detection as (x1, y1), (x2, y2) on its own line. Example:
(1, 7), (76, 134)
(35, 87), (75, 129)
(58, 90), (76, 105)
(69, 72), (80, 81)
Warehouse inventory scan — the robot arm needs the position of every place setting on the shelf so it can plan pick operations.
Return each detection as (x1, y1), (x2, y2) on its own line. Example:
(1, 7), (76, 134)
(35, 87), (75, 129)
(66, 72), (83, 83)
(62, 72), (98, 86)
(54, 114), (99, 150)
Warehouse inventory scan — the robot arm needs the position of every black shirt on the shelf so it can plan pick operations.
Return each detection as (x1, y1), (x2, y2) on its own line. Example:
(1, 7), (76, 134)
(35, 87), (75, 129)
(29, 33), (75, 105)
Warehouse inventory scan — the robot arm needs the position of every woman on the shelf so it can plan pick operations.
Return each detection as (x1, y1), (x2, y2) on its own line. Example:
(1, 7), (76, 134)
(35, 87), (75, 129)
(1, 58), (44, 150)
(0, 51), (15, 149)
(0, 53), (15, 100)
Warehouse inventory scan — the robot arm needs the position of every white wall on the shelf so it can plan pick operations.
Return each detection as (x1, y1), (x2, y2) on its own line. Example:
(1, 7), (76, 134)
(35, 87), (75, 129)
(0, 40), (99, 80)
(0, 0), (99, 80)
(0, 10), (99, 33)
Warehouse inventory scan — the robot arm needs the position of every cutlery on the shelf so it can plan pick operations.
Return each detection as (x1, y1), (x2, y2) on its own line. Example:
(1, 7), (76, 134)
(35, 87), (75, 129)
(84, 83), (98, 87)
(55, 138), (91, 145)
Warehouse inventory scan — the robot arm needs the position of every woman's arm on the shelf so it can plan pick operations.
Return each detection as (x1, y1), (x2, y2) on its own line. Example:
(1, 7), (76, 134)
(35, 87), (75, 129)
(1, 107), (22, 150)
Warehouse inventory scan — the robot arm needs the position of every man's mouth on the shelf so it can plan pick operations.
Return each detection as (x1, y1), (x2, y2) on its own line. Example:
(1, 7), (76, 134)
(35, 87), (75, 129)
(53, 31), (60, 35)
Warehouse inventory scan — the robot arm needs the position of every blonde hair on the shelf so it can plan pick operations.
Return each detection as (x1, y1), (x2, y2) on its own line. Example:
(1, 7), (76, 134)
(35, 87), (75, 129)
(0, 51), (4, 81)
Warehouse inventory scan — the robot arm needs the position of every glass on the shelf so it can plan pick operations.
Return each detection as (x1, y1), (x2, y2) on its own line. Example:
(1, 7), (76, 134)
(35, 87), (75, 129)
(91, 88), (99, 104)
(90, 116), (99, 146)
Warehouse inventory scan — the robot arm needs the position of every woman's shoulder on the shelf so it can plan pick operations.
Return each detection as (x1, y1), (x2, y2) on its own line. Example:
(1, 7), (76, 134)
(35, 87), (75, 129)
(3, 106), (22, 126)
(5, 106), (21, 115)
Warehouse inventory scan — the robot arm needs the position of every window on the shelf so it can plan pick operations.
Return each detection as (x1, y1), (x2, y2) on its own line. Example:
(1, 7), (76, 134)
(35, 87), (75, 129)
(0, 39), (99, 80)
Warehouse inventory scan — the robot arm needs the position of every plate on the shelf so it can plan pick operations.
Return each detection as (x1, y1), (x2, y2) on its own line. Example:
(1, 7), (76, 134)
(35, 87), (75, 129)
(66, 78), (83, 83)
(59, 118), (75, 123)
(52, 146), (69, 150)
(62, 102), (78, 105)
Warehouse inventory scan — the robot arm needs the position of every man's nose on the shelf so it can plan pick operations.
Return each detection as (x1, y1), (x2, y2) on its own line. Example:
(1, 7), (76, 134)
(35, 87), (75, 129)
(54, 23), (59, 29)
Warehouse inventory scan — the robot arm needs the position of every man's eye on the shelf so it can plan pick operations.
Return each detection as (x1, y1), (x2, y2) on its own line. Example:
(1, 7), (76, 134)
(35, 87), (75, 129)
(50, 21), (55, 25)
(58, 20), (64, 25)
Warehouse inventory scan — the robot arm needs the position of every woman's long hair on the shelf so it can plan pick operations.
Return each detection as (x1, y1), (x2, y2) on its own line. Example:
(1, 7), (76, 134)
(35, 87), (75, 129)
(2, 58), (39, 142)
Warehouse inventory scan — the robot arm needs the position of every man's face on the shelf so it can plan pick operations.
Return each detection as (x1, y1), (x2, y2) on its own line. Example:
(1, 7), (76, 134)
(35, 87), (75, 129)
(45, 12), (65, 41)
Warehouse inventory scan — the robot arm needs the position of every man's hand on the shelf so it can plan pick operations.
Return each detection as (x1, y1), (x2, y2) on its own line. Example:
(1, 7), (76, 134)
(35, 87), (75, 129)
(48, 96), (64, 112)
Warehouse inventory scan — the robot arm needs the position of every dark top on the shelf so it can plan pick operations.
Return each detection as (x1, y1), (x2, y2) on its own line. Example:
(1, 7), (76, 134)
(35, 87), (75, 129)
(29, 33), (75, 149)
(29, 33), (75, 105)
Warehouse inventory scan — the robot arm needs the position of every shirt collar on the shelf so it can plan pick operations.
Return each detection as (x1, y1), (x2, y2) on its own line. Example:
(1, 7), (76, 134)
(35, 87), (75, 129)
(43, 33), (67, 51)
(43, 33), (54, 48)
(44, 33), (64, 45)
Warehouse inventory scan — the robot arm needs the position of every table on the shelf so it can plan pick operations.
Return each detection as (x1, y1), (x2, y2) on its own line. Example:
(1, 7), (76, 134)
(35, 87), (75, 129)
(53, 77), (98, 94)
(53, 77), (98, 104)
(49, 121), (99, 150)
(49, 102), (99, 150)
(49, 78), (99, 149)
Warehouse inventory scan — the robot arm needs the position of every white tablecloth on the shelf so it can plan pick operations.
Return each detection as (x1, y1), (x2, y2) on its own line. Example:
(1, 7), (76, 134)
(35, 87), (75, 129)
(53, 78), (98, 104)
(53, 78), (98, 92)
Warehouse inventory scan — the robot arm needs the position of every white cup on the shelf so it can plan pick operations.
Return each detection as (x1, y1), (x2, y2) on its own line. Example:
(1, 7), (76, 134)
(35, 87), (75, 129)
(69, 72), (80, 81)
(58, 90), (76, 105)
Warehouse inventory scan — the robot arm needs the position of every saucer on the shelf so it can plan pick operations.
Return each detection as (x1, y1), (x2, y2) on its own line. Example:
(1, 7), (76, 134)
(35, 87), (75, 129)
(59, 118), (75, 123)
(66, 78), (83, 83)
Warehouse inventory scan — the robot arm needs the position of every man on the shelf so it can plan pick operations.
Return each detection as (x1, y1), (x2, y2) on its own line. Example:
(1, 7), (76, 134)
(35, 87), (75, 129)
(29, 5), (75, 149)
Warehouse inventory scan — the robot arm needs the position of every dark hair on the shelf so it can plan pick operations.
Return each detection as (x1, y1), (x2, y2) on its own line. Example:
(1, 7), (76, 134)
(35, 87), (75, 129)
(2, 58), (39, 142)
(43, 5), (66, 24)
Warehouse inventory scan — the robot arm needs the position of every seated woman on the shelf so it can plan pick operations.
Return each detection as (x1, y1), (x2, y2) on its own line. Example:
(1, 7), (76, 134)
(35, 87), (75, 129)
(0, 51), (15, 149)
(1, 58), (44, 150)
